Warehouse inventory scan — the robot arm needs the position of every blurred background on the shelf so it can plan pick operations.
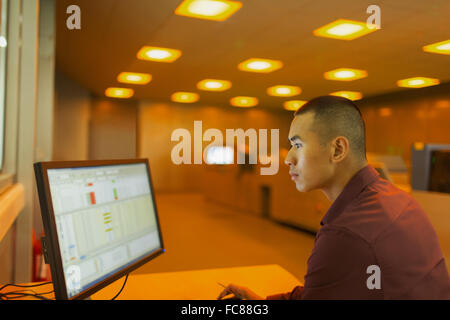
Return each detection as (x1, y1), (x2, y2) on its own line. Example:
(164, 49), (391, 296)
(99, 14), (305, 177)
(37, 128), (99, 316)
(0, 0), (449, 285)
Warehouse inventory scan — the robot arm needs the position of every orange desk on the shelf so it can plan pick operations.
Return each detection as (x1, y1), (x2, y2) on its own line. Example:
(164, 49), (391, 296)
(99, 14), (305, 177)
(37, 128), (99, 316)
(1, 264), (302, 300)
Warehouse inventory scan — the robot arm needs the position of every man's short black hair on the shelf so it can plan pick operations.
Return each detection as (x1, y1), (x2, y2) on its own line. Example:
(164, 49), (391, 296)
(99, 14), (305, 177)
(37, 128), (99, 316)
(294, 95), (366, 160)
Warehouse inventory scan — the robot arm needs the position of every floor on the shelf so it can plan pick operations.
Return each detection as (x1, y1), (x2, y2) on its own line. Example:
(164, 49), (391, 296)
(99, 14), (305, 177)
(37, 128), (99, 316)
(133, 193), (316, 282)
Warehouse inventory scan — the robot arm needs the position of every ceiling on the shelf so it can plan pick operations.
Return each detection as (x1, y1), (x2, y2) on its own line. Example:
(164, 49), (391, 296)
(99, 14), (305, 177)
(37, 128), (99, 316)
(55, 0), (450, 110)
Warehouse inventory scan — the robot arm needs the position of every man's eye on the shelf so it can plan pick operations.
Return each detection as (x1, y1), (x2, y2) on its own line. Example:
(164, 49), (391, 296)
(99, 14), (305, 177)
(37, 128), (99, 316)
(295, 144), (302, 149)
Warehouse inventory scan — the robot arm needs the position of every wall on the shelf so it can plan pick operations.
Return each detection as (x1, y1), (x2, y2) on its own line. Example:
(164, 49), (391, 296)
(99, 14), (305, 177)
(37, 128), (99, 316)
(53, 70), (91, 161)
(138, 101), (292, 193)
(54, 71), (138, 161)
(359, 82), (450, 170)
(89, 98), (137, 160)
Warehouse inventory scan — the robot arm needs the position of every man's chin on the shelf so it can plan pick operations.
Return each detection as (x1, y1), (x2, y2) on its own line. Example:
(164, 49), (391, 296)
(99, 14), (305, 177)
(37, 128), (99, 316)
(295, 182), (309, 192)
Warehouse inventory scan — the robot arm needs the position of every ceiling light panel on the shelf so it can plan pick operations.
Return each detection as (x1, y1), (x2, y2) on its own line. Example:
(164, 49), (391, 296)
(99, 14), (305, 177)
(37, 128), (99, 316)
(267, 85), (301, 97)
(230, 96), (258, 107)
(175, 0), (242, 21)
(197, 79), (232, 91)
(422, 39), (450, 55)
(238, 58), (283, 73)
(171, 91), (199, 103)
(324, 68), (368, 81)
(396, 77), (440, 88)
(117, 72), (152, 85)
(283, 100), (307, 111)
(313, 19), (378, 40)
(329, 91), (363, 100)
(137, 46), (182, 62)
(105, 87), (134, 98)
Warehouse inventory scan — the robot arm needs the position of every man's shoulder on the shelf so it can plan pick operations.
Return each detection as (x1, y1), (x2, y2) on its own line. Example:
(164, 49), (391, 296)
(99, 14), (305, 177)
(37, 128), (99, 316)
(356, 178), (415, 218)
(330, 178), (424, 243)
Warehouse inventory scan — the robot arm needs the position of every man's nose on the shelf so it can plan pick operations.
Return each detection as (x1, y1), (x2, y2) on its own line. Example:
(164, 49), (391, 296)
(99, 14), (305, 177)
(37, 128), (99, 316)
(284, 149), (296, 166)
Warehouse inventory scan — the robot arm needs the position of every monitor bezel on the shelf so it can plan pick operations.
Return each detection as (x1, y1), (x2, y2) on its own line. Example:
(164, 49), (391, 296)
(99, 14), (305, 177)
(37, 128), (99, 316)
(34, 158), (165, 300)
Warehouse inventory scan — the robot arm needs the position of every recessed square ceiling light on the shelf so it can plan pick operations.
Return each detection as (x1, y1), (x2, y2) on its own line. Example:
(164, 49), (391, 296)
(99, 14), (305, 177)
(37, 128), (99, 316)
(171, 92), (199, 103)
(422, 40), (450, 55)
(267, 85), (301, 97)
(105, 87), (134, 99)
(117, 72), (152, 85)
(175, 0), (242, 21)
(238, 58), (283, 73)
(283, 100), (307, 111)
(230, 96), (258, 107)
(330, 91), (363, 101)
(396, 77), (440, 88)
(313, 19), (378, 40)
(197, 79), (232, 91)
(324, 68), (368, 81)
(137, 46), (182, 62)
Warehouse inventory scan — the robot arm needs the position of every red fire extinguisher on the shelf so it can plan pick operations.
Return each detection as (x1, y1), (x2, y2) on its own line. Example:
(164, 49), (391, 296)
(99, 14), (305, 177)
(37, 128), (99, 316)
(32, 229), (51, 282)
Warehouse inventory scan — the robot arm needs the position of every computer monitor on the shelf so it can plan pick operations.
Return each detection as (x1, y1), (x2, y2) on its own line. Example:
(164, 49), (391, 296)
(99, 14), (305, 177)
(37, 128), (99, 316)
(428, 150), (450, 194)
(411, 143), (450, 192)
(34, 159), (164, 300)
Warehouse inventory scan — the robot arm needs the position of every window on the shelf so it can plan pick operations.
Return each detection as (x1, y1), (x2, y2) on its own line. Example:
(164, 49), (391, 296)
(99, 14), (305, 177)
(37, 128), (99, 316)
(0, 0), (8, 171)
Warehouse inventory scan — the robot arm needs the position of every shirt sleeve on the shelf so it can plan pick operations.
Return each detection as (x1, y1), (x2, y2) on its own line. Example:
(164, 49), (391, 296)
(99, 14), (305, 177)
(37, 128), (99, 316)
(300, 226), (382, 299)
(266, 286), (304, 300)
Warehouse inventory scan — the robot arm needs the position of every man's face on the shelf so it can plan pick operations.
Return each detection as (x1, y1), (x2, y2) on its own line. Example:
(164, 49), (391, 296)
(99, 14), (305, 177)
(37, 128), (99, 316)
(285, 113), (334, 192)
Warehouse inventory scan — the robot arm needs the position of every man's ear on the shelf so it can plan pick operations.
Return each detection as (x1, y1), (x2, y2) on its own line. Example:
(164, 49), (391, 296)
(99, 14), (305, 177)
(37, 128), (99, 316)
(331, 136), (349, 163)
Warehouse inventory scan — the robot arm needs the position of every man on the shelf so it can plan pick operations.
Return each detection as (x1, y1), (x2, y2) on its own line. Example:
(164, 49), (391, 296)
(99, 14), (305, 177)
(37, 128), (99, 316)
(217, 96), (450, 300)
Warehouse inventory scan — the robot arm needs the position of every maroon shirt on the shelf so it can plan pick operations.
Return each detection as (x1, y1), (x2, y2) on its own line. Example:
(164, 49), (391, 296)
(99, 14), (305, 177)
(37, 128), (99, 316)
(267, 165), (450, 299)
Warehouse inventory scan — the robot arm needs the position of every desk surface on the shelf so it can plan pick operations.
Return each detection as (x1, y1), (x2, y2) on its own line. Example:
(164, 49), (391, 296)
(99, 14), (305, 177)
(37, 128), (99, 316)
(1, 264), (302, 300)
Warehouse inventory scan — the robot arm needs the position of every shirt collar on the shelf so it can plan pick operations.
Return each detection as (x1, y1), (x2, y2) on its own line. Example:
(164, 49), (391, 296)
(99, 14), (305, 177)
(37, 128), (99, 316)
(320, 165), (380, 226)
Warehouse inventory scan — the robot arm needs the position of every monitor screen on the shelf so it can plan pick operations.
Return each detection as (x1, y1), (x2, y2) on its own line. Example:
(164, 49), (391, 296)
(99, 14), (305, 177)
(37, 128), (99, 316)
(428, 150), (450, 194)
(205, 146), (234, 165)
(34, 159), (164, 299)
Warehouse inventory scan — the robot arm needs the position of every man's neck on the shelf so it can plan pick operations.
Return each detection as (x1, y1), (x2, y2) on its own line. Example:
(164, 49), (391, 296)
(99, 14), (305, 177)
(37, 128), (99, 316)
(322, 160), (368, 202)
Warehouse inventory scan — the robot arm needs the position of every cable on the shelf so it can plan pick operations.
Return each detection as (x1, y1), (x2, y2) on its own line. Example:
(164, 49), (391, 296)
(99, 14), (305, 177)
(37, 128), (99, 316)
(111, 273), (128, 300)
(0, 281), (52, 291)
(0, 292), (53, 300)
(1, 275), (129, 300)
(0, 288), (54, 300)
(0, 281), (54, 300)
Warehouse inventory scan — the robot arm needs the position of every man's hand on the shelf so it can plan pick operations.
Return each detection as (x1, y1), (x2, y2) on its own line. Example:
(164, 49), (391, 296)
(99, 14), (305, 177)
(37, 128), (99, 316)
(217, 283), (264, 300)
